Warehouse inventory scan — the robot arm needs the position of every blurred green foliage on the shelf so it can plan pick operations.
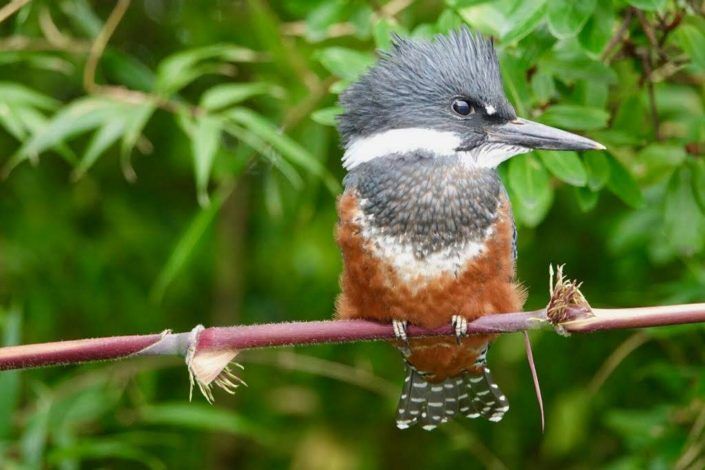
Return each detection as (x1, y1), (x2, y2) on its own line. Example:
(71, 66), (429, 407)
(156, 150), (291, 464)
(0, 0), (704, 468)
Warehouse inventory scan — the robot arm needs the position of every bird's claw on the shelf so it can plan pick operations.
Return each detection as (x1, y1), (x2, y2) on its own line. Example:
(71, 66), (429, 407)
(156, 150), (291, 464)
(393, 319), (408, 342)
(392, 319), (410, 357)
(451, 315), (468, 345)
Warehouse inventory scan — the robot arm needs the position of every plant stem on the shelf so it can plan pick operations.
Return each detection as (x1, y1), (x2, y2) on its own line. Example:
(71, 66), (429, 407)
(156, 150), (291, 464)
(1, 303), (705, 372)
(560, 304), (705, 332)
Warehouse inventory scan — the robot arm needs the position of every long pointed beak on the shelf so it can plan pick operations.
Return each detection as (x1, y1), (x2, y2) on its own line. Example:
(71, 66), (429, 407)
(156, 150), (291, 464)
(486, 118), (605, 151)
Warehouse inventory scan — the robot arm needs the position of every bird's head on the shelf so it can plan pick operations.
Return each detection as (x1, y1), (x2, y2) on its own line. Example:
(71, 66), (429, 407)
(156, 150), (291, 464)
(338, 27), (605, 170)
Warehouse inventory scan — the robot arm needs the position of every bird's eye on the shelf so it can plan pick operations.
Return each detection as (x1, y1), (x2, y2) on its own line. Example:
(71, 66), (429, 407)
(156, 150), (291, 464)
(451, 99), (474, 116)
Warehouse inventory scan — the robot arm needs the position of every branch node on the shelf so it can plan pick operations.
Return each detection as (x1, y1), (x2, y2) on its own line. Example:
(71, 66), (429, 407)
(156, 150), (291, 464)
(186, 324), (244, 403)
(546, 265), (594, 334)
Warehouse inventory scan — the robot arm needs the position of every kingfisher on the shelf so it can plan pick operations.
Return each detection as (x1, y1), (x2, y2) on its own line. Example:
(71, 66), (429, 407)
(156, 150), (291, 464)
(334, 28), (604, 430)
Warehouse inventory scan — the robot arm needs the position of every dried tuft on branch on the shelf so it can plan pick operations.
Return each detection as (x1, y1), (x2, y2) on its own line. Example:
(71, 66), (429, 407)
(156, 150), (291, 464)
(546, 264), (594, 329)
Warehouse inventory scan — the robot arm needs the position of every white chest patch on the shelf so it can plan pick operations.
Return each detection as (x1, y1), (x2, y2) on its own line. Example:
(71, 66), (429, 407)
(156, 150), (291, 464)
(352, 203), (493, 287)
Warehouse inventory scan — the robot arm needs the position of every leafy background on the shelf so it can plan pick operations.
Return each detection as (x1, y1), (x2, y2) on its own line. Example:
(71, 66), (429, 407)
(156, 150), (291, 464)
(0, 0), (704, 468)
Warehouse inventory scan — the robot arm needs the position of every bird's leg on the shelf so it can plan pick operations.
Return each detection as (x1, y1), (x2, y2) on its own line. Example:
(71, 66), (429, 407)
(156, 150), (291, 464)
(451, 315), (468, 345)
(392, 319), (410, 357)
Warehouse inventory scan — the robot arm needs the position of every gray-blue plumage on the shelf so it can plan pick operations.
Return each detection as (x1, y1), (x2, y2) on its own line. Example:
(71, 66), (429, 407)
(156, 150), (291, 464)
(344, 153), (502, 256)
(338, 27), (516, 148)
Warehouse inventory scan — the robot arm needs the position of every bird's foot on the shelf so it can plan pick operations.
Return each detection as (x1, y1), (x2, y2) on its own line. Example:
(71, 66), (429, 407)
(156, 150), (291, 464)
(392, 319), (410, 357)
(451, 315), (468, 345)
(393, 319), (408, 342)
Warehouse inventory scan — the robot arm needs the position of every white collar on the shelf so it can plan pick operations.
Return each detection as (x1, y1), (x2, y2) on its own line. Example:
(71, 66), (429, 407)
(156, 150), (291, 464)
(342, 128), (528, 170)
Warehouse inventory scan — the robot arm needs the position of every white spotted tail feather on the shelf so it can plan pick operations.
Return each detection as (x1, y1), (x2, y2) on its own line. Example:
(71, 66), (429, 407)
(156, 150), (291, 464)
(396, 364), (509, 430)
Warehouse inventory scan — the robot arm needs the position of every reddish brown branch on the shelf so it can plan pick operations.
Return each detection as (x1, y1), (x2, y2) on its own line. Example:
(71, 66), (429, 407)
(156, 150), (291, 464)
(0, 312), (547, 372)
(1, 303), (705, 374)
(0, 334), (165, 370)
(195, 312), (545, 351)
(561, 304), (705, 332)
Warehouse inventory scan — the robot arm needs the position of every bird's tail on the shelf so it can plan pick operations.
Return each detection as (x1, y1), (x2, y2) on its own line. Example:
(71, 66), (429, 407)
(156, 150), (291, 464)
(395, 363), (509, 431)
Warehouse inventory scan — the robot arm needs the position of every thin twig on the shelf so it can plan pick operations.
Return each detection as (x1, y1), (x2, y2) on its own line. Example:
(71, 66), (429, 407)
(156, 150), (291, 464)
(523, 331), (544, 432)
(588, 331), (650, 395)
(0, 0), (31, 25)
(634, 8), (659, 50)
(83, 0), (131, 93)
(602, 9), (633, 62)
(676, 402), (705, 470)
(658, 11), (684, 47)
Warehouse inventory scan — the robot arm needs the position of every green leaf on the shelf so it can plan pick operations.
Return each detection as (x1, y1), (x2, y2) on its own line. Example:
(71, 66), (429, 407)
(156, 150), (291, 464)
(538, 150), (587, 186)
(500, 54), (530, 116)
(0, 51), (73, 74)
(531, 71), (556, 105)
(0, 82), (59, 110)
(578, 1), (615, 56)
(636, 143), (687, 185)
(191, 115), (223, 206)
(574, 186), (599, 211)
(508, 154), (553, 226)
(349, 5), (374, 39)
(604, 407), (670, 449)
(151, 183), (234, 302)
(0, 103), (30, 140)
(501, 0), (547, 44)
(4, 105), (78, 166)
(225, 107), (339, 193)
(120, 101), (156, 182)
(655, 83), (704, 116)
(21, 396), (52, 468)
(547, 0), (596, 39)
(102, 50), (156, 92)
(583, 151), (610, 190)
(200, 83), (280, 111)
(316, 47), (374, 82)
(606, 156), (643, 208)
(6, 97), (121, 173)
(311, 106), (342, 127)
(139, 403), (268, 442)
(577, 80), (609, 108)
(457, 3), (508, 37)
(222, 123), (302, 189)
(693, 159), (705, 212)
(48, 439), (162, 469)
(73, 120), (125, 180)
(625, 0), (666, 11)
(664, 165), (705, 255)
(540, 52), (617, 84)
(436, 9), (463, 33)
(672, 23), (705, 70)
(538, 105), (609, 130)
(155, 44), (258, 95)
(373, 19), (406, 50)
(61, 0), (102, 36)
(305, 0), (348, 42)
(57, 98), (154, 181)
(445, 0), (492, 7)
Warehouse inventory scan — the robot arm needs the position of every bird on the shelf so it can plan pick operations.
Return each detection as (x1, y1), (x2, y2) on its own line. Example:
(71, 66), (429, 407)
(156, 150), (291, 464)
(334, 27), (605, 431)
